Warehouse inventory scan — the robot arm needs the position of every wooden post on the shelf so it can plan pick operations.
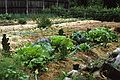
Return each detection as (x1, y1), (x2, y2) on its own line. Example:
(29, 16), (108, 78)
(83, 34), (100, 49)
(56, 0), (59, 7)
(5, 0), (7, 14)
(42, 0), (45, 10)
(26, 0), (29, 14)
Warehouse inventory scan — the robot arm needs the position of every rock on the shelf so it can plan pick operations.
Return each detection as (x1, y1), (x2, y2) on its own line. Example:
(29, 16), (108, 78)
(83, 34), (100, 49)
(114, 53), (120, 65)
(113, 48), (120, 53)
(64, 77), (72, 80)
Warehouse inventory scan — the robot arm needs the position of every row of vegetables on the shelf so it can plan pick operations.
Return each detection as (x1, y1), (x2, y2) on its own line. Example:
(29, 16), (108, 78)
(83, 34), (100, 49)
(0, 27), (118, 80)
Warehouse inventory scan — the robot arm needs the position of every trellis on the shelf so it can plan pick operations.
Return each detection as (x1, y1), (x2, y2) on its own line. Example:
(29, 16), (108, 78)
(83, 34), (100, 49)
(0, 0), (68, 14)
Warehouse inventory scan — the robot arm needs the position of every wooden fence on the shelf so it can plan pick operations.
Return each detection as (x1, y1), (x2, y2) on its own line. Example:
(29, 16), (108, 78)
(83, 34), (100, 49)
(0, 0), (69, 14)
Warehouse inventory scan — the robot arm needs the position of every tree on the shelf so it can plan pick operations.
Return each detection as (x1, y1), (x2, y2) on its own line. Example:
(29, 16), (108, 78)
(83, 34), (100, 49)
(69, 0), (88, 7)
(103, 0), (118, 8)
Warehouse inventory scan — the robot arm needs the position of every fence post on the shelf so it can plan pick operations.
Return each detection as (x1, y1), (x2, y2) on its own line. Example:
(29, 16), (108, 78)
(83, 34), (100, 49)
(26, 0), (29, 14)
(56, 0), (59, 7)
(43, 0), (45, 10)
(5, 0), (7, 14)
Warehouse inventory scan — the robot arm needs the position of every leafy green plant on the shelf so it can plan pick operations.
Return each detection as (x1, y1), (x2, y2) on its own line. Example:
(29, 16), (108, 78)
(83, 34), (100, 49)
(37, 17), (51, 29)
(71, 31), (87, 44)
(15, 43), (51, 71)
(88, 27), (118, 44)
(18, 18), (27, 24)
(78, 43), (90, 52)
(50, 36), (74, 60)
(50, 36), (74, 50)
(0, 57), (29, 80)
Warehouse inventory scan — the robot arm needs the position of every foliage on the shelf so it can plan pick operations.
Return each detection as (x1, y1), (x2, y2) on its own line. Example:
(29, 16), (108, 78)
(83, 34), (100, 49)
(50, 5), (68, 17)
(69, 0), (88, 7)
(50, 36), (74, 50)
(52, 6), (120, 22)
(37, 17), (52, 29)
(71, 31), (87, 44)
(33, 41), (54, 56)
(88, 27), (118, 43)
(50, 36), (74, 60)
(15, 43), (51, 71)
(88, 59), (104, 69)
(71, 27), (118, 46)
(18, 18), (27, 24)
(0, 14), (12, 20)
(0, 57), (29, 80)
(78, 43), (90, 52)
(102, 0), (119, 8)
(70, 27), (118, 50)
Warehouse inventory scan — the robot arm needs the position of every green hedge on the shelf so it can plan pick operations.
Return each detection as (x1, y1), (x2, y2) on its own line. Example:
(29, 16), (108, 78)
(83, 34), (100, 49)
(50, 6), (120, 22)
(69, 7), (120, 22)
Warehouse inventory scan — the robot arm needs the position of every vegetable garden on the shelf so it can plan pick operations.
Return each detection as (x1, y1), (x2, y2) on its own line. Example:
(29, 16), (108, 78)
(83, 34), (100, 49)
(0, 0), (120, 79)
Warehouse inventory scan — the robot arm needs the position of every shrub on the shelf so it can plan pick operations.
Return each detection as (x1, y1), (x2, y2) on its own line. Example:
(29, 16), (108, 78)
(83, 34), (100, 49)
(68, 6), (85, 18)
(64, 6), (120, 22)
(37, 17), (51, 29)
(0, 14), (12, 20)
(18, 18), (27, 24)
(50, 5), (68, 17)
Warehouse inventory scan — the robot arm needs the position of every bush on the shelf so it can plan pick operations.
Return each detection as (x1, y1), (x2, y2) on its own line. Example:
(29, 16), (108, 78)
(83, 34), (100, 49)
(37, 17), (51, 29)
(0, 14), (12, 20)
(50, 6), (68, 17)
(56, 6), (120, 22)
(69, 6), (85, 18)
(18, 18), (27, 24)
